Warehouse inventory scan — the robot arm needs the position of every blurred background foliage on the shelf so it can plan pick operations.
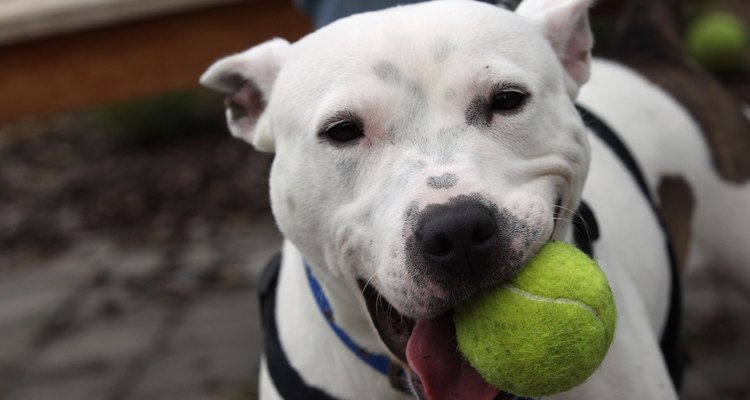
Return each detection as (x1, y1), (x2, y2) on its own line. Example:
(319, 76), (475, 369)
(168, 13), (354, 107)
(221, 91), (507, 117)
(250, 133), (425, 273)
(87, 90), (225, 151)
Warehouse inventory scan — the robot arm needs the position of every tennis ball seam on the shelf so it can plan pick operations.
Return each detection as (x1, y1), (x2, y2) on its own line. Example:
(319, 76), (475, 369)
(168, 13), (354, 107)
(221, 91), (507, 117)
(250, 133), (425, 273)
(503, 283), (602, 321)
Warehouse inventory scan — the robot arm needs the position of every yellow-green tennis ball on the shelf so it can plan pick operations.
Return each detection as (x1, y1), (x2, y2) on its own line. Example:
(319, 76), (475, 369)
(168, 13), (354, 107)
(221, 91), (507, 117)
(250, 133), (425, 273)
(453, 241), (616, 397)
(686, 11), (748, 72)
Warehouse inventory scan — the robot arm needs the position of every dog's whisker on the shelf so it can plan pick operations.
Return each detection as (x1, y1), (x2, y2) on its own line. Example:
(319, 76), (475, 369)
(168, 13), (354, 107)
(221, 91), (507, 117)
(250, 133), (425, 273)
(360, 270), (378, 296)
(552, 204), (594, 243)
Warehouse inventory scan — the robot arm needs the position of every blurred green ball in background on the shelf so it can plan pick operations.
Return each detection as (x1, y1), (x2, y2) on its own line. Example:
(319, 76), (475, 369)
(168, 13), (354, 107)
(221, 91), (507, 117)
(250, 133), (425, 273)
(686, 10), (748, 73)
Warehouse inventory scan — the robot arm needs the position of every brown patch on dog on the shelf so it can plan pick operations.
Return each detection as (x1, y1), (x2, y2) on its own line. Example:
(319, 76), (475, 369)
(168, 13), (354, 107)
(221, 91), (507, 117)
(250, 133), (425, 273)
(614, 0), (750, 183)
(658, 176), (695, 273)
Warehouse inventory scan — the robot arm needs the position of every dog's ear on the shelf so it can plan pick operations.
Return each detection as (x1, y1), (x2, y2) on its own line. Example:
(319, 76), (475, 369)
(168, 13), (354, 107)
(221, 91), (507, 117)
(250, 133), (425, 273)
(200, 38), (290, 152)
(516, 0), (594, 98)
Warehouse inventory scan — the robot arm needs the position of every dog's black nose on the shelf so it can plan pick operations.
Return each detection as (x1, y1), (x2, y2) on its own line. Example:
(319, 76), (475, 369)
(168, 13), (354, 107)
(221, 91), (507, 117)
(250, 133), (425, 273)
(415, 199), (499, 278)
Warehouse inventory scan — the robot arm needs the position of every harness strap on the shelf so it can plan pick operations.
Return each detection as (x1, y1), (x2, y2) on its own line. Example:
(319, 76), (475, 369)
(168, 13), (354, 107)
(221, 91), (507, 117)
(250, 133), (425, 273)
(572, 200), (599, 258)
(576, 105), (683, 388)
(258, 254), (338, 400)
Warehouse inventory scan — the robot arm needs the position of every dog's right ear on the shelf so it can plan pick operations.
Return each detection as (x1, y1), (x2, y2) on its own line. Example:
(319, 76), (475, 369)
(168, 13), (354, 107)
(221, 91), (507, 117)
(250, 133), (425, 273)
(516, 0), (594, 98)
(200, 38), (290, 152)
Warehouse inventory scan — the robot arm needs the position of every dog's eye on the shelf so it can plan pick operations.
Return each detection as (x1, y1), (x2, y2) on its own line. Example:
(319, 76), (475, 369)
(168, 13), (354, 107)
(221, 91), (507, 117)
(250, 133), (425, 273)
(491, 91), (527, 113)
(323, 120), (364, 144)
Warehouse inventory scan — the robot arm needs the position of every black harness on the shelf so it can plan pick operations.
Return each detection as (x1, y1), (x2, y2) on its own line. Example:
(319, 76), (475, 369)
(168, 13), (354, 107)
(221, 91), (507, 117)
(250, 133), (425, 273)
(575, 105), (683, 388)
(257, 105), (682, 399)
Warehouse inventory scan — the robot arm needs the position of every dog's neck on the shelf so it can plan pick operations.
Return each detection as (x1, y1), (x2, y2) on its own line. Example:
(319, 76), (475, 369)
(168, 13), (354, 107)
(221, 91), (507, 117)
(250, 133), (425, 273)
(274, 240), (410, 399)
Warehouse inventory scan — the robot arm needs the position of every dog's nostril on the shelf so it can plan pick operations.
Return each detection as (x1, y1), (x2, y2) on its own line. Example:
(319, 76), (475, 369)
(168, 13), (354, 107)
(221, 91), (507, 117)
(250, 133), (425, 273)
(424, 233), (453, 256)
(472, 222), (496, 244)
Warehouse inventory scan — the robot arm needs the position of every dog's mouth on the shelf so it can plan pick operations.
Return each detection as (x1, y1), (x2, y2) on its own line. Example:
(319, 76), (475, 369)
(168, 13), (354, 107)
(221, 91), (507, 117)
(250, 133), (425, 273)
(359, 282), (503, 400)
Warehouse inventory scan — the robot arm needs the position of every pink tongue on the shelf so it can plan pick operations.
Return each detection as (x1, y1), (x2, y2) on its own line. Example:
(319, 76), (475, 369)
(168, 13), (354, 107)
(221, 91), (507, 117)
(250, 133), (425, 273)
(405, 315), (500, 400)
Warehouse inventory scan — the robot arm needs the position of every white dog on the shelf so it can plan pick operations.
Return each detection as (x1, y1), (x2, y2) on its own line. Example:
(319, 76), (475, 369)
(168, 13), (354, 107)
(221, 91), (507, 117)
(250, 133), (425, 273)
(200, 0), (750, 399)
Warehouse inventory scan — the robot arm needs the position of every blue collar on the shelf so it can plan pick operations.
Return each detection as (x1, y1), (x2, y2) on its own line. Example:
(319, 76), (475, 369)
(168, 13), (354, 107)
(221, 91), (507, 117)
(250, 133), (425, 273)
(304, 260), (411, 394)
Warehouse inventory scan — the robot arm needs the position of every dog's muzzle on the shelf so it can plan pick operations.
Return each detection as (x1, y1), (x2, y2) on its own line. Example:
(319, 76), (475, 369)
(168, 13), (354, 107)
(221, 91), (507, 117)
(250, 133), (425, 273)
(359, 195), (534, 399)
(403, 194), (528, 315)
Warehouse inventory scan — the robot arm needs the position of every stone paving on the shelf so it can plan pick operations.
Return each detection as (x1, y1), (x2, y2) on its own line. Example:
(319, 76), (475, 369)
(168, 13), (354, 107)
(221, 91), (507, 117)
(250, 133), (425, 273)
(680, 265), (750, 400)
(0, 216), (280, 400)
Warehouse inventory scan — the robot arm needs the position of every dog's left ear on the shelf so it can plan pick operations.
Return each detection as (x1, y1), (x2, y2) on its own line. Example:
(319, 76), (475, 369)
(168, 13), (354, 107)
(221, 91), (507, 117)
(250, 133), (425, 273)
(516, 0), (594, 98)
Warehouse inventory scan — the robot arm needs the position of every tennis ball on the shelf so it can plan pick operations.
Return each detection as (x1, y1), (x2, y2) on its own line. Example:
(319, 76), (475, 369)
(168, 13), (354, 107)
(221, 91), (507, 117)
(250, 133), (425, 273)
(686, 10), (748, 72)
(454, 241), (616, 397)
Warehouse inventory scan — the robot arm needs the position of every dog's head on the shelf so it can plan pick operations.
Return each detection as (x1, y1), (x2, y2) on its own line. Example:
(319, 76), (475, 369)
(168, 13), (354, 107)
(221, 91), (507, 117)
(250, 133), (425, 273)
(202, 0), (593, 396)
